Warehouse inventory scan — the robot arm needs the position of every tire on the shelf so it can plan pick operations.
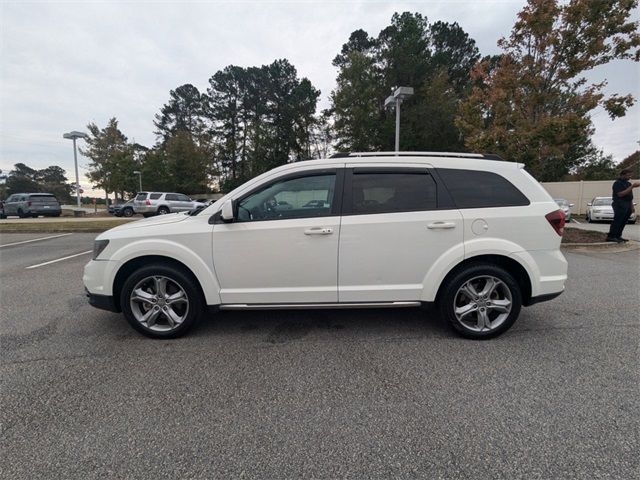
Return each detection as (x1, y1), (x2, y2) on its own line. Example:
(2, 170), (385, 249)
(157, 206), (170, 215)
(586, 214), (592, 223)
(17, 209), (26, 219)
(0, 214), (6, 220)
(120, 263), (204, 339)
(122, 207), (134, 217)
(438, 263), (522, 340)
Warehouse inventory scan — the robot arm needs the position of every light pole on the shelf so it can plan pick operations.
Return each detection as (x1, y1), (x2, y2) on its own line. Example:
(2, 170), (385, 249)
(384, 86), (414, 152)
(63, 131), (88, 208)
(133, 170), (142, 192)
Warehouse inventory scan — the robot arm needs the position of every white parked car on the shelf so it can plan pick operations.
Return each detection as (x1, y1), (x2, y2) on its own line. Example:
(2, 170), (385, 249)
(553, 198), (573, 222)
(133, 192), (206, 217)
(586, 196), (637, 223)
(84, 152), (568, 340)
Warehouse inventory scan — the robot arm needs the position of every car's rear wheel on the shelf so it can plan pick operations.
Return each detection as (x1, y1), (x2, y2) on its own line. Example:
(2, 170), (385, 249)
(120, 264), (204, 339)
(123, 207), (134, 217)
(157, 206), (170, 215)
(439, 264), (522, 339)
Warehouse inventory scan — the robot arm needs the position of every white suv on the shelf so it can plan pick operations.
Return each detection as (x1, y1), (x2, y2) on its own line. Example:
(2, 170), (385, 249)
(84, 152), (568, 339)
(133, 192), (206, 217)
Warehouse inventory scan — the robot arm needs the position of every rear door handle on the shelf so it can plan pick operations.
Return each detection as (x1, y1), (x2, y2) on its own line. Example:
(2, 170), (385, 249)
(304, 227), (333, 235)
(427, 222), (456, 230)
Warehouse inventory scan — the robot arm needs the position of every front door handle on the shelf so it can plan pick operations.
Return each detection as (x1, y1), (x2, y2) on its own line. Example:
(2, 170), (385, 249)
(427, 222), (456, 230)
(304, 227), (333, 235)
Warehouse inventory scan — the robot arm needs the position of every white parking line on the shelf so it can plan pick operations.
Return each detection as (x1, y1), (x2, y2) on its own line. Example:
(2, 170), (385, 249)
(26, 250), (92, 270)
(0, 233), (73, 248)
(573, 219), (581, 224)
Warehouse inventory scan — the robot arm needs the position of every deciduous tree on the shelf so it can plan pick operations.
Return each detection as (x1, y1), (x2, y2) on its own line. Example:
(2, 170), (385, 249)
(456, 0), (640, 181)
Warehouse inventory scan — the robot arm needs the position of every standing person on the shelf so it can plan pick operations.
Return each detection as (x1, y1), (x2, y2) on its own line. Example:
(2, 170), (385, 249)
(606, 169), (640, 243)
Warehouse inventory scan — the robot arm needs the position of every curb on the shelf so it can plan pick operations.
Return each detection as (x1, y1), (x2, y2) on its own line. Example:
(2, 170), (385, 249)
(562, 240), (640, 252)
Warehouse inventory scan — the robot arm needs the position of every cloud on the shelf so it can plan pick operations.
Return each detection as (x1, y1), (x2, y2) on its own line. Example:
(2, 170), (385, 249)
(1, 0), (638, 190)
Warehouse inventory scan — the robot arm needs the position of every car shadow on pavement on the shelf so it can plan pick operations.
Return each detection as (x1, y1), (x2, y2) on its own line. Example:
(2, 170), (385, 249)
(190, 307), (451, 342)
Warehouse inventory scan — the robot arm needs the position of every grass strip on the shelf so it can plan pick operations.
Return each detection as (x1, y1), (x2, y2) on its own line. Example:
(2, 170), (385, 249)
(562, 228), (607, 243)
(0, 220), (132, 233)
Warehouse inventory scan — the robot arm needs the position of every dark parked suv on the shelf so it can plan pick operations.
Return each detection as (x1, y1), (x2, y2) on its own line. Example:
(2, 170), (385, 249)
(1, 193), (61, 218)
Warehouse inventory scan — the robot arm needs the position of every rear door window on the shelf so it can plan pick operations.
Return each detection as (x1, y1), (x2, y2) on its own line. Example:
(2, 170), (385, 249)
(150, 193), (162, 200)
(348, 171), (437, 215)
(165, 194), (178, 201)
(436, 169), (529, 208)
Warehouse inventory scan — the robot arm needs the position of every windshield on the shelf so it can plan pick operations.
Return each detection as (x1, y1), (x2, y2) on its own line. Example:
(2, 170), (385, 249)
(593, 198), (612, 206)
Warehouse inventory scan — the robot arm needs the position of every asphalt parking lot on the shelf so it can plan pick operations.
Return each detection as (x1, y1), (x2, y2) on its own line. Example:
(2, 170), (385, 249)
(1, 233), (639, 479)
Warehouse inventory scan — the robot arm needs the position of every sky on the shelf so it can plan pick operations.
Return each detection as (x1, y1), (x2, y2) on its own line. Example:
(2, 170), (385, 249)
(1, 0), (639, 194)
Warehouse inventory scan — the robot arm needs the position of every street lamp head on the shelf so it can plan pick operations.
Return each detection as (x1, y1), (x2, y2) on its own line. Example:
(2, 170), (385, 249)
(393, 86), (414, 100)
(384, 95), (396, 108)
(133, 171), (141, 175)
(63, 131), (88, 140)
(384, 86), (414, 109)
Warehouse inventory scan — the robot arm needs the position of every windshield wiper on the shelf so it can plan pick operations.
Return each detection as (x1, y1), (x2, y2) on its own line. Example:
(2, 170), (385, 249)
(188, 205), (207, 216)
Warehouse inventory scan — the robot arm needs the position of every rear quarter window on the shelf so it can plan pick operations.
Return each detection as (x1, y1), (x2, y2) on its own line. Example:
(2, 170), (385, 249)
(436, 168), (529, 208)
(135, 193), (148, 201)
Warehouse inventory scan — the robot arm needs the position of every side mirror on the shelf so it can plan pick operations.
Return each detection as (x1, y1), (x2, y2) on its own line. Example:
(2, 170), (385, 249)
(587, 203), (592, 207)
(220, 199), (234, 222)
(569, 203), (574, 207)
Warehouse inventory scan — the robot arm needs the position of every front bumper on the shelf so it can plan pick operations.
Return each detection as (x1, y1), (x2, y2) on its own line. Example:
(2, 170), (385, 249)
(526, 291), (563, 306)
(591, 213), (614, 221)
(86, 289), (120, 312)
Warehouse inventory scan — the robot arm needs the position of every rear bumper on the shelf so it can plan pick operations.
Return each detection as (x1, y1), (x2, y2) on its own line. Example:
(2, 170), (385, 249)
(524, 290), (563, 306)
(30, 208), (61, 215)
(86, 290), (120, 312)
(133, 205), (154, 213)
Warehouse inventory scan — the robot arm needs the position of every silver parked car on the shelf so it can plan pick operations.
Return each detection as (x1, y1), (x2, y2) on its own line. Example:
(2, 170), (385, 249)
(1, 193), (61, 218)
(133, 192), (206, 217)
(553, 198), (573, 222)
(586, 196), (637, 223)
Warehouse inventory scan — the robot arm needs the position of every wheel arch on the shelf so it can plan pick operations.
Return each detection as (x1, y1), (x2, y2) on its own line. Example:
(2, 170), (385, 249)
(434, 254), (533, 307)
(113, 255), (209, 312)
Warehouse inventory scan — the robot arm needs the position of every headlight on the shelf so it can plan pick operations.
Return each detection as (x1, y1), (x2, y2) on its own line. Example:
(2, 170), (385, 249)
(93, 239), (110, 260)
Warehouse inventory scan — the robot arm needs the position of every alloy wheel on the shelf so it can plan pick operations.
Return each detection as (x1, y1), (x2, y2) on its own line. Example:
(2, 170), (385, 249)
(129, 275), (189, 332)
(453, 275), (512, 333)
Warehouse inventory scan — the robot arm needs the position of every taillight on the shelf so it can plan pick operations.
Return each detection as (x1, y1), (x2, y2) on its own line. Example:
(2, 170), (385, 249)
(545, 209), (565, 236)
(145, 199), (151, 205)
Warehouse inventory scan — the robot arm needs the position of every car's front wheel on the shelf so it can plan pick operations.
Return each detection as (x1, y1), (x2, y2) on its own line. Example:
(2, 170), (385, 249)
(438, 264), (522, 340)
(122, 207), (134, 217)
(120, 264), (204, 338)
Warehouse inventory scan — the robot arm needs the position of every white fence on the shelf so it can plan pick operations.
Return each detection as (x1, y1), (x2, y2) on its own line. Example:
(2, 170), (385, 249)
(541, 179), (637, 215)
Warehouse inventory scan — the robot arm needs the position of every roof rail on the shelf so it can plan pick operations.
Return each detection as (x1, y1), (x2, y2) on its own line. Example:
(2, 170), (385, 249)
(330, 151), (504, 161)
